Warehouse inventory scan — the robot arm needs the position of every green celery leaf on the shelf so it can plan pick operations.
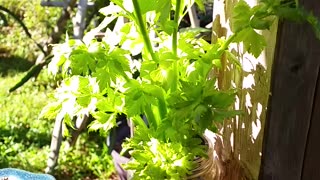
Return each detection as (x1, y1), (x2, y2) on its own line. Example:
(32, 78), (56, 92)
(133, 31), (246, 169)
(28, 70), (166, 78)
(198, 107), (214, 132)
(274, 6), (305, 22)
(137, 0), (157, 14)
(70, 52), (96, 75)
(165, 127), (178, 141)
(194, 104), (208, 121)
(89, 112), (117, 133)
(121, 38), (144, 56)
(195, 0), (205, 12)
(40, 102), (62, 119)
(233, 28), (266, 58)
(142, 84), (165, 99)
(76, 95), (92, 107)
(250, 16), (274, 30)
(92, 67), (112, 90)
(125, 85), (156, 117)
(119, 23), (132, 45)
(213, 109), (242, 122)
(63, 114), (75, 130)
(109, 48), (131, 73)
(231, 0), (252, 32)
(140, 60), (158, 79)
(157, 0), (171, 31)
(149, 69), (165, 81)
(161, 20), (177, 35)
(96, 96), (115, 112)
(204, 89), (236, 109)
(75, 77), (98, 107)
(92, 47), (131, 89)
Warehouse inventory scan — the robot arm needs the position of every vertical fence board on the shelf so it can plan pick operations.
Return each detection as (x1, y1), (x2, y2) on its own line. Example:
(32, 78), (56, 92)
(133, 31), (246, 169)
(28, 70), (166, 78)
(212, 0), (278, 179)
(259, 1), (320, 178)
(302, 69), (320, 179)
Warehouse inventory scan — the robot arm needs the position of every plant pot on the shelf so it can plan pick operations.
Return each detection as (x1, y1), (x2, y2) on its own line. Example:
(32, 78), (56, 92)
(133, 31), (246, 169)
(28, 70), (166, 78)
(187, 132), (216, 180)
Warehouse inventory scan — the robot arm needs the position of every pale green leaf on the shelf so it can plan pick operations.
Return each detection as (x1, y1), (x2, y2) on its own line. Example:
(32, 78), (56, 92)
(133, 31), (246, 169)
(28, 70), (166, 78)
(40, 102), (62, 119)
(195, 0), (205, 12)
(231, 0), (252, 32)
(89, 112), (117, 133)
(250, 16), (274, 30)
(96, 96), (115, 112)
(137, 0), (157, 14)
(233, 28), (266, 58)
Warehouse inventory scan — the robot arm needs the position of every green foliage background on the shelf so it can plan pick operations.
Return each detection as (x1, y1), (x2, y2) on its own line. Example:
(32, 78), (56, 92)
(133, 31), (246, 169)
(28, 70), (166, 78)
(0, 0), (115, 179)
(0, 0), (61, 59)
(0, 69), (114, 179)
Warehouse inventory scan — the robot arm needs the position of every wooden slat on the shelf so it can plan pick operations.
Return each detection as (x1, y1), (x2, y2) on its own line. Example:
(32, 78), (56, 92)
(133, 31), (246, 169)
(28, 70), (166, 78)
(259, 0), (320, 177)
(211, 0), (278, 179)
(302, 68), (320, 179)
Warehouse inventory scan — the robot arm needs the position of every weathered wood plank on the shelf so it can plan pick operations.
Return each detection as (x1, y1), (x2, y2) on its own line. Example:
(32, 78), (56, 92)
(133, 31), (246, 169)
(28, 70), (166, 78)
(211, 0), (278, 179)
(259, 20), (320, 180)
(259, 0), (320, 178)
(302, 68), (320, 179)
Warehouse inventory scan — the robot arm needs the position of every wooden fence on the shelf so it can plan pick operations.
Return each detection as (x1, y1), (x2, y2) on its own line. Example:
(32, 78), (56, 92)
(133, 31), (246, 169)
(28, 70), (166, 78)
(212, 0), (320, 179)
(259, 1), (320, 179)
(212, 0), (278, 179)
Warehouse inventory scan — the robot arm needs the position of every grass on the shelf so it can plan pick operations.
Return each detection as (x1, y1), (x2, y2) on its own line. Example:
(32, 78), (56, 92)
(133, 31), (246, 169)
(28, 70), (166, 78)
(0, 58), (54, 171)
(0, 56), (34, 76)
(0, 56), (115, 179)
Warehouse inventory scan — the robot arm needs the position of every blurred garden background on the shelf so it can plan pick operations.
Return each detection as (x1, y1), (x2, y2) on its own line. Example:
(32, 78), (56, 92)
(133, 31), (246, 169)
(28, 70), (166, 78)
(0, 0), (115, 179)
(2, 0), (320, 179)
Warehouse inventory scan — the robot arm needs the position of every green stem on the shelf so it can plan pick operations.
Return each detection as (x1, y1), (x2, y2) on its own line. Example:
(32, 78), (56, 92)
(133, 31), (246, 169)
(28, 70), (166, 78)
(171, 0), (181, 92)
(217, 33), (237, 56)
(145, 104), (157, 129)
(171, 61), (178, 92)
(132, 0), (158, 62)
(172, 0), (181, 56)
(131, 115), (148, 129)
(205, 27), (245, 79)
(157, 97), (167, 120)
